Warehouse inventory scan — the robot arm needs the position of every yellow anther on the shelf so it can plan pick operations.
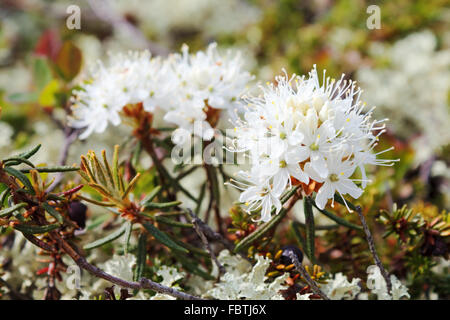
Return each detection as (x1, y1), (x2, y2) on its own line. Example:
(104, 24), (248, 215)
(274, 250), (283, 260)
(285, 264), (295, 271)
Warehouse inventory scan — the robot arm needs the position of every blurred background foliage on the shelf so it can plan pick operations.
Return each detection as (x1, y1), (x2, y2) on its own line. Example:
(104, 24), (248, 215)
(0, 0), (448, 299)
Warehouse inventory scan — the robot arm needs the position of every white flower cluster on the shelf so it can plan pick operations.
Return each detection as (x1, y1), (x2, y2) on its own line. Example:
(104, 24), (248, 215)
(357, 30), (450, 162)
(69, 43), (252, 141)
(111, 0), (261, 39)
(231, 66), (393, 222)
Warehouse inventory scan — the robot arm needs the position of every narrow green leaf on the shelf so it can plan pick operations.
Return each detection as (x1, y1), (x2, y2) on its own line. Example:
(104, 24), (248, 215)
(42, 203), (63, 224)
(112, 145), (120, 191)
(121, 173), (140, 200)
(4, 157), (35, 168)
(142, 222), (188, 253)
(83, 223), (128, 250)
(134, 233), (147, 281)
(234, 187), (299, 253)
(34, 57), (52, 90)
(20, 166), (79, 173)
(154, 216), (193, 228)
(0, 203), (27, 217)
(291, 221), (307, 253)
(140, 186), (162, 205)
(142, 200), (181, 210)
(17, 144), (41, 159)
(124, 221), (132, 254)
(3, 167), (34, 193)
(173, 252), (215, 280)
(312, 203), (362, 231)
(333, 194), (358, 211)
(7, 92), (38, 103)
(13, 223), (60, 234)
(131, 141), (142, 169)
(86, 214), (110, 230)
(0, 188), (11, 207)
(234, 207), (288, 253)
(303, 198), (316, 263)
(102, 150), (115, 189)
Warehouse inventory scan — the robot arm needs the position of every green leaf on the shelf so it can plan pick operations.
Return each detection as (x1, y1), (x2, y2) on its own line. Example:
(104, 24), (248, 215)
(291, 221), (307, 253)
(312, 203), (362, 231)
(140, 186), (162, 205)
(142, 222), (188, 253)
(4, 157), (35, 168)
(42, 203), (63, 224)
(3, 167), (34, 193)
(234, 207), (288, 253)
(17, 144), (42, 159)
(303, 198), (316, 263)
(124, 221), (132, 254)
(142, 200), (181, 210)
(234, 187), (299, 253)
(55, 41), (82, 81)
(19, 166), (79, 174)
(13, 223), (60, 234)
(0, 188), (11, 207)
(0, 203), (27, 217)
(83, 222), (128, 250)
(7, 92), (38, 104)
(134, 233), (147, 281)
(154, 216), (193, 228)
(333, 194), (358, 211)
(131, 141), (142, 169)
(86, 214), (109, 230)
(33, 57), (52, 90)
(173, 252), (215, 280)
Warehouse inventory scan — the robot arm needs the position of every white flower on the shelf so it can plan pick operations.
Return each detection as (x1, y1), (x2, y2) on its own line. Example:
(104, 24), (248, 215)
(231, 66), (393, 221)
(163, 43), (252, 143)
(70, 43), (252, 143)
(69, 51), (164, 139)
(304, 153), (363, 211)
(357, 30), (450, 162)
(232, 170), (283, 222)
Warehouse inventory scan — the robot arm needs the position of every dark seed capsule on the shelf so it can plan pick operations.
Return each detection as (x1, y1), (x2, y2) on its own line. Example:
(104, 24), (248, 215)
(280, 245), (304, 265)
(68, 201), (87, 229)
(431, 236), (448, 257)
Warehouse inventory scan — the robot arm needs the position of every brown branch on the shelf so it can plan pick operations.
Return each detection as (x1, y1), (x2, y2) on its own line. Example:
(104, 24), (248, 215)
(188, 209), (225, 278)
(203, 161), (224, 235)
(356, 205), (392, 293)
(289, 251), (329, 300)
(51, 232), (203, 300)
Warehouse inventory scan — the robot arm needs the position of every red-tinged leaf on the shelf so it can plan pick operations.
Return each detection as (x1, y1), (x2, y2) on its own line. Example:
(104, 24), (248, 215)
(36, 267), (49, 275)
(55, 41), (82, 81)
(34, 29), (61, 61)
